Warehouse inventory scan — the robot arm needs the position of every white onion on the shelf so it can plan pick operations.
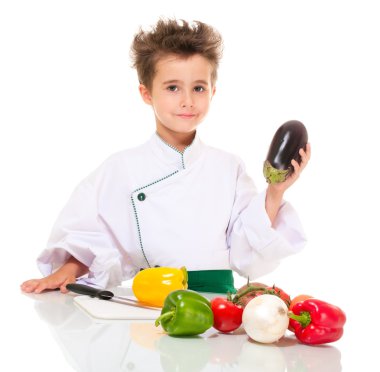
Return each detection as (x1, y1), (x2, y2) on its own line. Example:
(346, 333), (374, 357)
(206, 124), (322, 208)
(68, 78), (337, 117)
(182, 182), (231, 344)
(242, 294), (289, 343)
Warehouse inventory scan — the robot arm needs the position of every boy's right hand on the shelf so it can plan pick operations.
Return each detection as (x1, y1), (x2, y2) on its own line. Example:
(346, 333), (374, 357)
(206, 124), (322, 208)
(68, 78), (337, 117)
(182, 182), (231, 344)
(21, 256), (88, 294)
(20, 272), (76, 294)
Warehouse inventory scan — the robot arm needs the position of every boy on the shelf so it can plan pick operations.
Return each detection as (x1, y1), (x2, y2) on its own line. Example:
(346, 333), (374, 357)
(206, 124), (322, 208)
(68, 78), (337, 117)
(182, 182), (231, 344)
(21, 18), (310, 294)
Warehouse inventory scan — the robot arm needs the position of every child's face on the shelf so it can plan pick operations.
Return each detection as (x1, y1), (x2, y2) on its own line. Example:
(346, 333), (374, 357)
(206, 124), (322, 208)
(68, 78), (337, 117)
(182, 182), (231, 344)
(139, 54), (216, 138)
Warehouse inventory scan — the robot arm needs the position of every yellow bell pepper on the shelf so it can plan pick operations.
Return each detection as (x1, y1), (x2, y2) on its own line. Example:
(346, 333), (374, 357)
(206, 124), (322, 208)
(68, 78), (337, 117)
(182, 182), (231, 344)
(132, 266), (188, 307)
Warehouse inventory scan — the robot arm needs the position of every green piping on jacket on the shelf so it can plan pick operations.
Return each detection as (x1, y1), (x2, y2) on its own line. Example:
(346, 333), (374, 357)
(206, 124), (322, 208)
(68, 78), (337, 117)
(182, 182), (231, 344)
(131, 170), (179, 268)
(155, 133), (194, 170)
(131, 135), (195, 267)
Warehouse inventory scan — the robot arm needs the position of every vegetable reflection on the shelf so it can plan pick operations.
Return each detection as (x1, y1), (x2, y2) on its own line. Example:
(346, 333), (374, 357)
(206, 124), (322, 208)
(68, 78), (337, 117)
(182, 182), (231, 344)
(156, 335), (210, 372)
(31, 292), (342, 372)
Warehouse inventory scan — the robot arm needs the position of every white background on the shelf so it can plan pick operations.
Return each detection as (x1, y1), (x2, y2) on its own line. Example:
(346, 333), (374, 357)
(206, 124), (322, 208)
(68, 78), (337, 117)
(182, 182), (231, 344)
(1, 1), (379, 370)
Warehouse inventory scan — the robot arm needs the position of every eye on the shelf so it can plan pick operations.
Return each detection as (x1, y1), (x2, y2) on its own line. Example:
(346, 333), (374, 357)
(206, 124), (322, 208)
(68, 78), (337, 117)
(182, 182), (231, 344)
(167, 85), (178, 92)
(194, 86), (206, 92)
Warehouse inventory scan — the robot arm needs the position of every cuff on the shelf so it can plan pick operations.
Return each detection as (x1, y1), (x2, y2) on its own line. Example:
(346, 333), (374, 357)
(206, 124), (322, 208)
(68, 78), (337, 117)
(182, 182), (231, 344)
(239, 190), (278, 252)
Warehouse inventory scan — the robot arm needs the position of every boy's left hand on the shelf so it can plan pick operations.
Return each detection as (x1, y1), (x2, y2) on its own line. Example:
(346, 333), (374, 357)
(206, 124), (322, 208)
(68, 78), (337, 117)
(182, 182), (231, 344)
(265, 143), (310, 225)
(268, 143), (311, 194)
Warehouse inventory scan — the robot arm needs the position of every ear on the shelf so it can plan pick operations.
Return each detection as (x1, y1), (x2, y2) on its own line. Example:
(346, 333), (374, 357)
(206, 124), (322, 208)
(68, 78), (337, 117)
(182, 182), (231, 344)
(139, 84), (152, 105)
(211, 85), (216, 99)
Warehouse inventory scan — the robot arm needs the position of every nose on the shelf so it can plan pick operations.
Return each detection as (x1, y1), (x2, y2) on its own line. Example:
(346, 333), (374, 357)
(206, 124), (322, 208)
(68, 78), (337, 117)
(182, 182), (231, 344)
(180, 91), (194, 108)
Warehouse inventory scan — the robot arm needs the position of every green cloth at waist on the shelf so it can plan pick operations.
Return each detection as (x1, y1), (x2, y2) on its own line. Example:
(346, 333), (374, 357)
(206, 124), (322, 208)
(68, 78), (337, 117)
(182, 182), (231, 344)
(187, 270), (236, 294)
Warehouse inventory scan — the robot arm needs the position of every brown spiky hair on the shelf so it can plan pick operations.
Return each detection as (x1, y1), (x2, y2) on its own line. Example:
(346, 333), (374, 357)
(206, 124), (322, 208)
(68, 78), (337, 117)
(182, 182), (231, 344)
(130, 18), (223, 90)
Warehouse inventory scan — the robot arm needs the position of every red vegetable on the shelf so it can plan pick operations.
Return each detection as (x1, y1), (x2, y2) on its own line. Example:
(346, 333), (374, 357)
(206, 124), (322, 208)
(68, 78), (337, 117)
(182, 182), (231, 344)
(288, 298), (346, 345)
(235, 282), (291, 308)
(210, 297), (243, 333)
(289, 294), (313, 310)
(288, 294), (313, 332)
(211, 281), (291, 333)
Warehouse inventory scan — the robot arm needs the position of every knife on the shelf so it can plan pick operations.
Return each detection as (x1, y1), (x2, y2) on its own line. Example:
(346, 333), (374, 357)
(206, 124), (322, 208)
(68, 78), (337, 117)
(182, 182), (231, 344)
(66, 283), (160, 310)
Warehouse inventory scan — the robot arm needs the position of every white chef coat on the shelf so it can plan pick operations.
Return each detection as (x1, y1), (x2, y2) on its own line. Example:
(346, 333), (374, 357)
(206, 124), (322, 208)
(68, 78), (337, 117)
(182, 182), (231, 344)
(37, 133), (306, 288)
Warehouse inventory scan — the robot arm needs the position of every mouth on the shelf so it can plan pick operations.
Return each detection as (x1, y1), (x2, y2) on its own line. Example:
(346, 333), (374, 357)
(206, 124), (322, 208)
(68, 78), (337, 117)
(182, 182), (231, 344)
(177, 113), (196, 119)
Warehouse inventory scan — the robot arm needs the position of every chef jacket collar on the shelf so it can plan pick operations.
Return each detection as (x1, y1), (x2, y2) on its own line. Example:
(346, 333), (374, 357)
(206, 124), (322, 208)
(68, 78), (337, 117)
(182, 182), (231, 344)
(151, 132), (203, 169)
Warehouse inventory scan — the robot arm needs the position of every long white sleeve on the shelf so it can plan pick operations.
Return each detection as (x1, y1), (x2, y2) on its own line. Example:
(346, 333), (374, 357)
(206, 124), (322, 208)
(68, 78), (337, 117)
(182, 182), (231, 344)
(37, 165), (125, 288)
(228, 162), (306, 279)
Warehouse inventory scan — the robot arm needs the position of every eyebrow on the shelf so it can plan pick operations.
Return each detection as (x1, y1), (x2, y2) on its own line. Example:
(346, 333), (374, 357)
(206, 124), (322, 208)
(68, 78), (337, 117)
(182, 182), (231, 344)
(162, 79), (209, 85)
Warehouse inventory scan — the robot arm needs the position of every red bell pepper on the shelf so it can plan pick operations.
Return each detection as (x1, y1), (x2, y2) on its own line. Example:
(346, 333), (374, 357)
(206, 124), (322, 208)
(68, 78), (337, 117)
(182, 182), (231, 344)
(288, 298), (346, 345)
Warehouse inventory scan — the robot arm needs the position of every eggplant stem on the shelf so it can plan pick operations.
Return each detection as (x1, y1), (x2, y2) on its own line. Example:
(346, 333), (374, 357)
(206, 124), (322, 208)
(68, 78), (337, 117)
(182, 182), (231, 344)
(263, 160), (289, 184)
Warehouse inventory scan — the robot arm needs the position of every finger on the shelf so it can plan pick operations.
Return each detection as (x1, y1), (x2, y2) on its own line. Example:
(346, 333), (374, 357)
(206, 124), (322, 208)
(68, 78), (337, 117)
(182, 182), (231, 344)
(20, 280), (39, 293)
(34, 279), (60, 294)
(298, 148), (309, 169)
(299, 147), (307, 159)
(300, 143), (311, 162)
(60, 279), (73, 293)
(292, 146), (308, 170)
(306, 142), (311, 158)
(61, 276), (78, 293)
(291, 159), (301, 177)
(34, 281), (49, 294)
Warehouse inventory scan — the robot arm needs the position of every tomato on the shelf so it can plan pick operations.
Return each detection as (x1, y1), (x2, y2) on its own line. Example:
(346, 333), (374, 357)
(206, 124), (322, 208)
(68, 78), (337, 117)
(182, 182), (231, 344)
(210, 297), (243, 333)
(235, 282), (291, 308)
(268, 285), (291, 307)
(234, 282), (267, 307)
(289, 294), (313, 310)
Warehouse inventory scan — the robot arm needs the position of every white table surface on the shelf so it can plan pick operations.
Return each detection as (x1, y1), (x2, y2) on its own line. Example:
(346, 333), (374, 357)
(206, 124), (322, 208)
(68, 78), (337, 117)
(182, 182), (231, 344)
(5, 284), (375, 372)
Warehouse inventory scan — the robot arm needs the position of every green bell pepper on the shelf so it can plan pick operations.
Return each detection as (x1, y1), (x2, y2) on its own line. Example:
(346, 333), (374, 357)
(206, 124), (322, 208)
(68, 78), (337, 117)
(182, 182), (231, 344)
(155, 289), (214, 336)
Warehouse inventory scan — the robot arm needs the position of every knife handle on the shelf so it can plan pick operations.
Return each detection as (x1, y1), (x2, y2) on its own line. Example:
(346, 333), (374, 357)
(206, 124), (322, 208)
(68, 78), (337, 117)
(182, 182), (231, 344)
(66, 283), (114, 300)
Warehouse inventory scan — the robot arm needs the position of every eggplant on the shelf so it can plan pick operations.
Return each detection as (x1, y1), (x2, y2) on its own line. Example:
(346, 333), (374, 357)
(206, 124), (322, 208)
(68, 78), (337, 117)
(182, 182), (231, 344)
(263, 120), (308, 184)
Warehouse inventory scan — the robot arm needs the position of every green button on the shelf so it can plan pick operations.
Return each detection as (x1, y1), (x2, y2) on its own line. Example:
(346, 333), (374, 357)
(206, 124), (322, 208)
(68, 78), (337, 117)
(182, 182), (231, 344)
(137, 192), (146, 201)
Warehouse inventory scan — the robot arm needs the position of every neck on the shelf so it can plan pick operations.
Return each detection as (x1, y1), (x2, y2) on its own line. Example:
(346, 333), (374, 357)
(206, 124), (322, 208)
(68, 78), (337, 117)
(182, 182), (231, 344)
(156, 128), (196, 152)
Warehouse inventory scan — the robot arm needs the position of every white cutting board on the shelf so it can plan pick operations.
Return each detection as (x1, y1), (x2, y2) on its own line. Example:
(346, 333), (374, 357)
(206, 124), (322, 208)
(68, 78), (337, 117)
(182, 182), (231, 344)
(73, 295), (161, 320)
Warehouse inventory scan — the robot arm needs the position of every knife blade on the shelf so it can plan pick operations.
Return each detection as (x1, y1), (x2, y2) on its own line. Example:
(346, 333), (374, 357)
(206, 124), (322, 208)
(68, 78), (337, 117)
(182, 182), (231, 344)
(66, 283), (160, 310)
